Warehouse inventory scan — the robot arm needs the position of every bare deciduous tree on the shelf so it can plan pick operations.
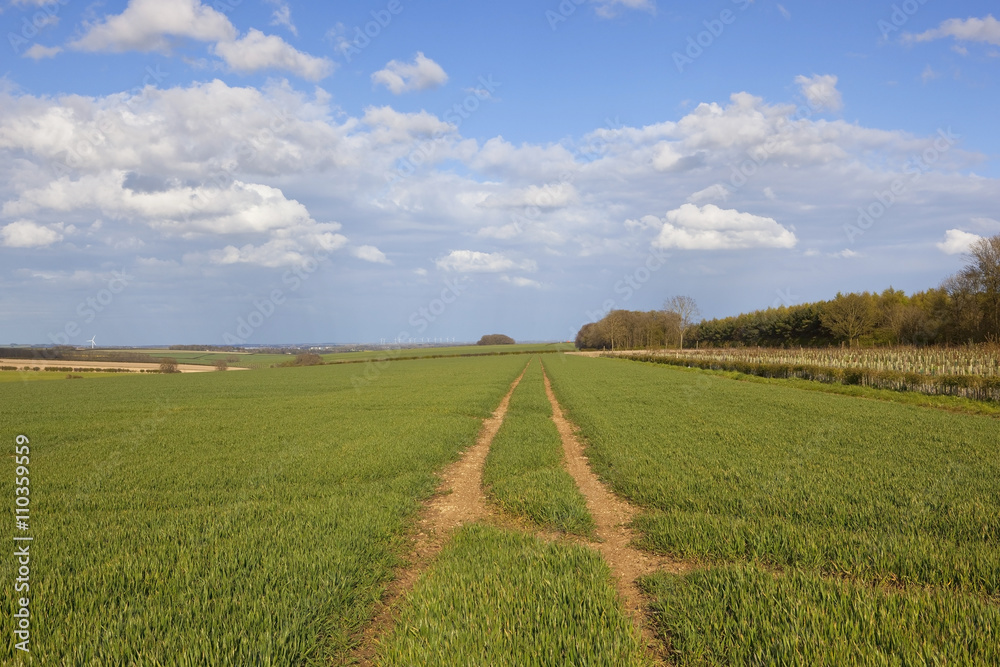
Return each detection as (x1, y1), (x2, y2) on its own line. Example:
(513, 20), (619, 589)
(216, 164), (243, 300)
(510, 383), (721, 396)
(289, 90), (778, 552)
(663, 296), (700, 349)
(960, 234), (1000, 341)
(820, 292), (878, 347)
(606, 310), (628, 351)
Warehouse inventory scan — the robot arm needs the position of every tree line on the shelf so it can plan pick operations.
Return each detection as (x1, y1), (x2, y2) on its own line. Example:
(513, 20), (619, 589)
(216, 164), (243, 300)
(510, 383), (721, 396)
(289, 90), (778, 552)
(576, 234), (1000, 349)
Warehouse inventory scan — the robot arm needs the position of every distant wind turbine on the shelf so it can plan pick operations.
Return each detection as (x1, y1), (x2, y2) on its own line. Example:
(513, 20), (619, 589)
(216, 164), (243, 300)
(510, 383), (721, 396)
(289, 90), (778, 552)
(87, 336), (96, 349)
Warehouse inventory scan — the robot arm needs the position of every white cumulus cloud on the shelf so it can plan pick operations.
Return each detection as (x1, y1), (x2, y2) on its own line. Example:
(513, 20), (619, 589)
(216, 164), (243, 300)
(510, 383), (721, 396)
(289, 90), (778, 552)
(372, 52), (449, 94)
(937, 229), (982, 255)
(362, 105), (455, 143)
(435, 250), (535, 273)
(502, 275), (542, 289)
(70, 0), (237, 53)
(22, 44), (62, 60)
(352, 245), (390, 264)
(0, 74), (997, 297)
(204, 233), (347, 268)
(687, 184), (730, 204)
(795, 74), (843, 112)
(1, 220), (63, 247)
(653, 204), (797, 250)
(5, 172), (321, 237)
(905, 15), (1000, 46)
(214, 30), (334, 80)
(831, 249), (860, 258)
(265, 0), (297, 35)
(69, 0), (330, 80)
(651, 142), (691, 171)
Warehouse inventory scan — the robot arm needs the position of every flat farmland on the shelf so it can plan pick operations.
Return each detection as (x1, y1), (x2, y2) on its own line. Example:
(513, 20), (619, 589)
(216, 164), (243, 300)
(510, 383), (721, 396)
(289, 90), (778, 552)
(0, 356), (526, 664)
(322, 343), (575, 365)
(0, 369), (125, 383)
(2, 352), (997, 665)
(124, 350), (296, 368)
(119, 343), (574, 368)
(543, 354), (1000, 663)
(482, 360), (594, 536)
(0, 358), (244, 374)
(379, 523), (648, 666)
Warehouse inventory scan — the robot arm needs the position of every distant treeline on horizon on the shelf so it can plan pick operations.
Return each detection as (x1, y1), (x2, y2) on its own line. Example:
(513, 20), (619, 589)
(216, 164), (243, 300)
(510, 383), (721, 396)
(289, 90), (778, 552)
(577, 235), (1000, 350)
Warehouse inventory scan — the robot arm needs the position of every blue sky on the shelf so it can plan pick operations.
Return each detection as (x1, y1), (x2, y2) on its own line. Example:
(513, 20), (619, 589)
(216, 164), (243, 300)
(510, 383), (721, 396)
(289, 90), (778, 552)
(1, 0), (998, 346)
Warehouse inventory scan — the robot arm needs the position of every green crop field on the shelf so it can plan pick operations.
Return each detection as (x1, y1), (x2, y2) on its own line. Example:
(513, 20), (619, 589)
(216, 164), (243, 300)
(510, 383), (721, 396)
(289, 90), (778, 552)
(641, 563), (1000, 665)
(379, 523), (648, 666)
(0, 370), (126, 383)
(0, 356), (526, 664)
(543, 353), (1000, 663)
(482, 359), (594, 536)
(323, 342), (574, 365)
(126, 350), (297, 368)
(3, 350), (998, 665)
(120, 343), (573, 368)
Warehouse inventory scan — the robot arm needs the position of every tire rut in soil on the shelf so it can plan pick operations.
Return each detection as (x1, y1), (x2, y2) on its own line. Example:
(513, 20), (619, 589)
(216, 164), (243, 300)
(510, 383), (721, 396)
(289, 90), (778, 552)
(542, 366), (692, 662)
(346, 362), (529, 666)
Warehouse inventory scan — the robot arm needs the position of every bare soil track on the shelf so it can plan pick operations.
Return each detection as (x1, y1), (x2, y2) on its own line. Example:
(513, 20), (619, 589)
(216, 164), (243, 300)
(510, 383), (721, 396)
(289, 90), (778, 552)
(347, 360), (690, 665)
(348, 364), (529, 665)
(543, 368), (690, 661)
